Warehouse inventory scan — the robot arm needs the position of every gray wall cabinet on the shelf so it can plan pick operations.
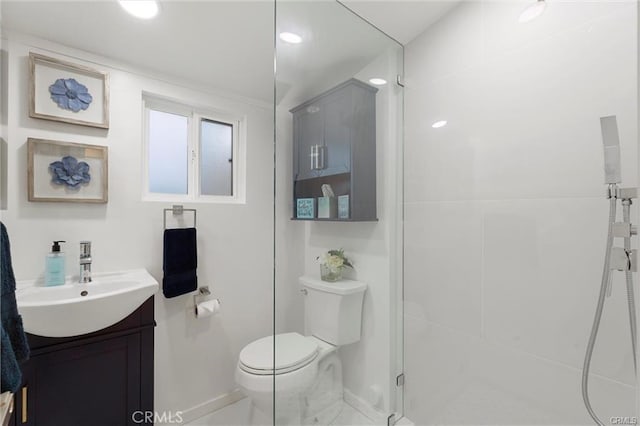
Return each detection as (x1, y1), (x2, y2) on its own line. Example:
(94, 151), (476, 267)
(291, 78), (378, 221)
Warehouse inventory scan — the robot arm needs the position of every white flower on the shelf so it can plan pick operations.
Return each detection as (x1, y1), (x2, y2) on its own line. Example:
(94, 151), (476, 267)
(317, 253), (329, 265)
(316, 249), (353, 275)
(326, 255), (344, 270)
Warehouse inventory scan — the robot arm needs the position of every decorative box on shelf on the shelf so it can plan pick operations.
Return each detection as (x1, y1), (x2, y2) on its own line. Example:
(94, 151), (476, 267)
(296, 198), (316, 219)
(338, 195), (349, 219)
(318, 196), (337, 219)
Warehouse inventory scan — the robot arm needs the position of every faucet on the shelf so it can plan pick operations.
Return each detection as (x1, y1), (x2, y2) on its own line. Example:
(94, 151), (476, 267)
(79, 241), (92, 283)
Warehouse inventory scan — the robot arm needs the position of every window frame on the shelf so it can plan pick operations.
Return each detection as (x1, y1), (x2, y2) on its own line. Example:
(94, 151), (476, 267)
(141, 94), (246, 204)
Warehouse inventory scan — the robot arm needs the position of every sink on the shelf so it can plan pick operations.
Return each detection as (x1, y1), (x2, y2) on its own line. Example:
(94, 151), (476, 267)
(16, 269), (159, 337)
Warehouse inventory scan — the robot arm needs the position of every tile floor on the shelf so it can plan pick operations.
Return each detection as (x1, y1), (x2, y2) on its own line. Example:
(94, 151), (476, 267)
(186, 397), (378, 426)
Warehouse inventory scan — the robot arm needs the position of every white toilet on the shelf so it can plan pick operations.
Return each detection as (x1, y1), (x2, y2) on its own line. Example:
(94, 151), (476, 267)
(235, 276), (367, 425)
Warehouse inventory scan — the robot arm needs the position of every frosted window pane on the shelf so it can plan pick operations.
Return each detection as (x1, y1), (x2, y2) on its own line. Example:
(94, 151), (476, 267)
(148, 110), (188, 194)
(200, 119), (233, 196)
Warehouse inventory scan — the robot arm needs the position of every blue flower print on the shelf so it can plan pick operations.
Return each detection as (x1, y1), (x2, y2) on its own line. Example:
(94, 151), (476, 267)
(49, 156), (91, 188)
(49, 78), (93, 112)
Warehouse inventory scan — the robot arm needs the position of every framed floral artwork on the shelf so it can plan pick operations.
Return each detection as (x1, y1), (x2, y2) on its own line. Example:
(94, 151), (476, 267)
(29, 52), (110, 129)
(27, 138), (108, 203)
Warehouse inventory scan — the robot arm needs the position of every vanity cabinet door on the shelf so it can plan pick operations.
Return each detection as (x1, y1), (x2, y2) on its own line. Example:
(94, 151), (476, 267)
(21, 334), (141, 426)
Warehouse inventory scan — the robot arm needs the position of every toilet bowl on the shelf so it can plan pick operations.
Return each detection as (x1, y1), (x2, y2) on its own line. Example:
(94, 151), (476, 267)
(235, 276), (367, 425)
(235, 333), (343, 425)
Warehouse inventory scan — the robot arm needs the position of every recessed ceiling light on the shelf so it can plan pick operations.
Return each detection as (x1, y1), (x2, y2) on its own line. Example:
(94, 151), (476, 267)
(369, 78), (387, 86)
(119, 0), (159, 19)
(519, 0), (546, 23)
(279, 32), (303, 44)
(432, 120), (447, 128)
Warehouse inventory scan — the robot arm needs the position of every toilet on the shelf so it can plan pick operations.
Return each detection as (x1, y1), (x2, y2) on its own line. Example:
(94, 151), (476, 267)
(235, 276), (367, 425)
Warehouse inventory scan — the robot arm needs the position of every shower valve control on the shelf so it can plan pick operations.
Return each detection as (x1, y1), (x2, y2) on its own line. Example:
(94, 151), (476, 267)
(617, 187), (638, 200)
(613, 222), (637, 238)
(606, 187), (638, 199)
(610, 247), (637, 272)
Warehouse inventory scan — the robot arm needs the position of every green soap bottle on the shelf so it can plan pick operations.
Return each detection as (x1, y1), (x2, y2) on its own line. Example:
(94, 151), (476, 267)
(45, 240), (66, 286)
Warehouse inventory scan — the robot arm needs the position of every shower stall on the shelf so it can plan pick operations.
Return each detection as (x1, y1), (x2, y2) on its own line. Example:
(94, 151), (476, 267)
(274, 0), (639, 424)
(401, 1), (639, 425)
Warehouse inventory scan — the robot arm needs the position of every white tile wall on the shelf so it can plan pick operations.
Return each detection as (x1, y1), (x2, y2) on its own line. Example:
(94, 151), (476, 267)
(404, 1), (638, 424)
(404, 201), (483, 335)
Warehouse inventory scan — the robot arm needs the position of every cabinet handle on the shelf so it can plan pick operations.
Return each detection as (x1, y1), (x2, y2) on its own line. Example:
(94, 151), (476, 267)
(318, 146), (325, 170)
(310, 145), (325, 170)
(310, 145), (318, 170)
(21, 386), (27, 423)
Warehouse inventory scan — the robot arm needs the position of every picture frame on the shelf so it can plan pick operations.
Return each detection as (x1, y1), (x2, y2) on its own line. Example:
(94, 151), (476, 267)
(338, 195), (350, 219)
(296, 198), (316, 219)
(28, 138), (108, 203)
(29, 52), (110, 129)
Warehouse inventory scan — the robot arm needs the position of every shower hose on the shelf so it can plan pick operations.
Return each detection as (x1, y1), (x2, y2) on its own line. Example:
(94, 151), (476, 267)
(582, 191), (637, 426)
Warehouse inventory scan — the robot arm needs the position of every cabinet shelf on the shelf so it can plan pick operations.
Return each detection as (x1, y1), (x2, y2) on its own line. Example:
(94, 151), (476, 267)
(291, 217), (379, 222)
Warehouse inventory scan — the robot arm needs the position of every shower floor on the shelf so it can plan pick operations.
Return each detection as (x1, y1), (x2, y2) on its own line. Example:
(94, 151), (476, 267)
(425, 382), (558, 425)
(186, 396), (377, 426)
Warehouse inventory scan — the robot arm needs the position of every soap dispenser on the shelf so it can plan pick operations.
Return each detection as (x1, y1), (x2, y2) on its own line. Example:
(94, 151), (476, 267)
(45, 240), (66, 286)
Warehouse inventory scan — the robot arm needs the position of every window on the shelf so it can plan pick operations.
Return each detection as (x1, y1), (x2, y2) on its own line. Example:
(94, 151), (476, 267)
(142, 95), (245, 202)
(148, 109), (189, 195)
(200, 119), (233, 196)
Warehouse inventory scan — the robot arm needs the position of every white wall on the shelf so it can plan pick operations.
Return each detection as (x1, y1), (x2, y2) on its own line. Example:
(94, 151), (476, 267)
(1, 33), (274, 422)
(404, 1), (638, 424)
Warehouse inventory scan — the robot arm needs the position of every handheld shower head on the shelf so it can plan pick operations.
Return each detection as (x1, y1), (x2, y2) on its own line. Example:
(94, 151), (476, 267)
(600, 115), (622, 185)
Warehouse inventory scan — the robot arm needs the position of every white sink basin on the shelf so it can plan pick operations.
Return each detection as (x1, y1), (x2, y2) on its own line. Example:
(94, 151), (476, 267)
(16, 269), (159, 337)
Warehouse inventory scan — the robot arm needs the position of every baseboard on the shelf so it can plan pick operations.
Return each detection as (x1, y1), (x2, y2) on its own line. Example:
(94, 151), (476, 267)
(394, 417), (415, 426)
(343, 388), (386, 424)
(177, 389), (246, 424)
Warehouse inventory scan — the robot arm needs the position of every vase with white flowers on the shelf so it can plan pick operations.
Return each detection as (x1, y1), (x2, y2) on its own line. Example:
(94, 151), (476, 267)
(317, 249), (353, 282)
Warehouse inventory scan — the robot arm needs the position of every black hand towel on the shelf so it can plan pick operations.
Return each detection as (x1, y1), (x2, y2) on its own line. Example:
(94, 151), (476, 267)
(1, 222), (30, 393)
(163, 227), (197, 298)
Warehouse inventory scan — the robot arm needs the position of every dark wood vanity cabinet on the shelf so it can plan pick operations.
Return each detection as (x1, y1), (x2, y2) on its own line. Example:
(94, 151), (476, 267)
(291, 78), (378, 221)
(11, 297), (155, 426)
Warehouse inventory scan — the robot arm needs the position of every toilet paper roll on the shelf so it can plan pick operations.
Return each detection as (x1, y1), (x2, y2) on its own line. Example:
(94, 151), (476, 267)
(196, 299), (220, 318)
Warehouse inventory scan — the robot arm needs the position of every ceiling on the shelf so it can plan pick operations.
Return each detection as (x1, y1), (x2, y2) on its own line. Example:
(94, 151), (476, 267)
(340, 0), (460, 45)
(1, 1), (276, 102)
(1, 1), (457, 105)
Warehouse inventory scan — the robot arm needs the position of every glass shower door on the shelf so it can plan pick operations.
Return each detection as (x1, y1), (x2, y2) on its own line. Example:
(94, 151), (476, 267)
(273, 1), (404, 425)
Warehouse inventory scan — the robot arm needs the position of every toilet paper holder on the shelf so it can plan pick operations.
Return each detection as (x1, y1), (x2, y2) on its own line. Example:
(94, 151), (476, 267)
(197, 286), (211, 296)
(194, 286), (211, 304)
(194, 286), (220, 316)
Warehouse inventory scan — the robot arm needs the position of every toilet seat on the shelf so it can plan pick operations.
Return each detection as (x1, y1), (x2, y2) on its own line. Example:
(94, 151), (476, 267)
(239, 332), (319, 376)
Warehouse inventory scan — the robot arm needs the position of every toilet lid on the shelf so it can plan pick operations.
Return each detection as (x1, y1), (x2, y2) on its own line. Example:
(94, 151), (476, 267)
(239, 333), (318, 375)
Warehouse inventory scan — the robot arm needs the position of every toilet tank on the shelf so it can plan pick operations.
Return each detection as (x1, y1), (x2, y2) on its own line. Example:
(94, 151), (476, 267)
(299, 276), (367, 346)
